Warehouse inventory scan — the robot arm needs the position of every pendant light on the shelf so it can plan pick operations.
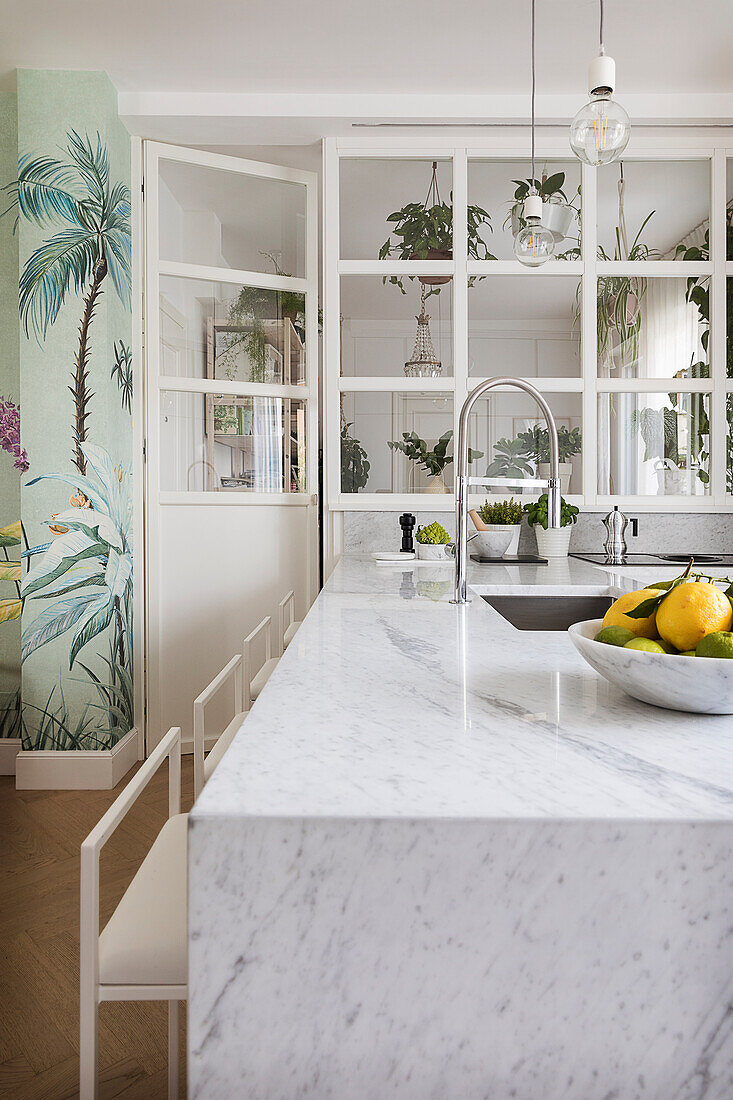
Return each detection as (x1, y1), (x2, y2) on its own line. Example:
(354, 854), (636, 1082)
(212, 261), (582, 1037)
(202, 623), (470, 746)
(570, 0), (630, 166)
(514, 0), (555, 267)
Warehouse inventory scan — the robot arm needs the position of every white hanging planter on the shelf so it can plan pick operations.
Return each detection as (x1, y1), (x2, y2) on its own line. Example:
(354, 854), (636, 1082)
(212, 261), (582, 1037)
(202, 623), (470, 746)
(534, 526), (572, 558)
(511, 200), (574, 243)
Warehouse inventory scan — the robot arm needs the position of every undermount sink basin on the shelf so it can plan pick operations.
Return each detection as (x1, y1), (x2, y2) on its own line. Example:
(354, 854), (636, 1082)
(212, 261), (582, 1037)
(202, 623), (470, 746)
(481, 594), (614, 631)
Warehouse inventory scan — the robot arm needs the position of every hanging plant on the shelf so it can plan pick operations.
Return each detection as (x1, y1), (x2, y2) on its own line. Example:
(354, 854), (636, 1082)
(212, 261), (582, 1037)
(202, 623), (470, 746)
(504, 171), (580, 247)
(379, 161), (495, 295)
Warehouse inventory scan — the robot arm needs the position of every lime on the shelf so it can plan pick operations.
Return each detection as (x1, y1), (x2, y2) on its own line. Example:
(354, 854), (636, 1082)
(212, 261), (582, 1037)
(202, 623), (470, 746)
(657, 639), (678, 654)
(678, 650), (697, 657)
(623, 638), (666, 654)
(696, 631), (733, 659)
(594, 625), (636, 647)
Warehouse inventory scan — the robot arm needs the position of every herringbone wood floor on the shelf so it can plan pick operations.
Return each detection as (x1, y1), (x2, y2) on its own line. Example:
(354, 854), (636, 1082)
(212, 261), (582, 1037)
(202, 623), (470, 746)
(0, 756), (195, 1099)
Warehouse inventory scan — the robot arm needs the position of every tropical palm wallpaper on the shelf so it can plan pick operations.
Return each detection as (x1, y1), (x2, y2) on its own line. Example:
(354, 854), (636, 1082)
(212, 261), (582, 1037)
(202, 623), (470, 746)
(0, 71), (133, 752)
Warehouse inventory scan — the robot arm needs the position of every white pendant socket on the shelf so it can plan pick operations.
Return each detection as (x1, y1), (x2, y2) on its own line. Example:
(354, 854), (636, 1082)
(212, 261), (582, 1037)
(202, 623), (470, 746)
(588, 54), (616, 95)
(524, 194), (543, 220)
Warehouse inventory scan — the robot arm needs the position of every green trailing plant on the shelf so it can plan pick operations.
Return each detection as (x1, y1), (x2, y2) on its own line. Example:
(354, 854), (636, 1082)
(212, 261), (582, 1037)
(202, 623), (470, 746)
(524, 493), (579, 530)
(595, 211), (659, 368)
(485, 437), (534, 481)
(416, 521), (450, 545)
(379, 185), (495, 295)
(340, 421), (370, 493)
(477, 498), (523, 525)
(388, 430), (482, 478)
(516, 425), (582, 465)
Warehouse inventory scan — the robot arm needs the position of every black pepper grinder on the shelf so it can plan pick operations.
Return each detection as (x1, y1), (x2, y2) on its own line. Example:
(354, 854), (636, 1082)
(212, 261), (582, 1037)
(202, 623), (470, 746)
(399, 513), (416, 554)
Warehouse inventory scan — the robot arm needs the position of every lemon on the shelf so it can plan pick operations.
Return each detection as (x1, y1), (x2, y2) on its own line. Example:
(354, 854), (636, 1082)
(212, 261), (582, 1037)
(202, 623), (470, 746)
(624, 638), (666, 654)
(602, 589), (664, 639)
(594, 625), (636, 647)
(656, 582), (733, 652)
(696, 631), (733, 659)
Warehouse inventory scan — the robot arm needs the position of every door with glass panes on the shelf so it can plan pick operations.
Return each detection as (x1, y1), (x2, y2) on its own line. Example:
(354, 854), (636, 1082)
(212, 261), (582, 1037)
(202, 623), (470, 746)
(144, 143), (318, 752)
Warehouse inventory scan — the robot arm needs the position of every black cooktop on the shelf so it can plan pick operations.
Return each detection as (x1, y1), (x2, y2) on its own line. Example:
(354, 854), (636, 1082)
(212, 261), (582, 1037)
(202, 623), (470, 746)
(570, 552), (733, 566)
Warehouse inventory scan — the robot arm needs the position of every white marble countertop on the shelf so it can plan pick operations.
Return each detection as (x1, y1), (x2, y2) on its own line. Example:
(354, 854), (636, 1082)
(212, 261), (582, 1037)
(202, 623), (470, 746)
(192, 554), (733, 823)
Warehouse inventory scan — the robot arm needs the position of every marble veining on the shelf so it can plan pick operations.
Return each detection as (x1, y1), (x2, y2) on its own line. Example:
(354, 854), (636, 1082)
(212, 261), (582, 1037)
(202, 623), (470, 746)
(189, 555), (733, 1099)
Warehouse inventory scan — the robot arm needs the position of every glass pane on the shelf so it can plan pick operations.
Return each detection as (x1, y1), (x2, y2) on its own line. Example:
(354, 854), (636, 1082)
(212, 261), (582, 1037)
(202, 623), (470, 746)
(597, 277), (709, 379)
(160, 391), (306, 493)
(727, 161), (733, 260)
(159, 276), (306, 386)
(469, 276), (580, 377)
(727, 395), (733, 494)
(158, 158), (306, 276)
(469, 391), (582, 496)
(728, 277), (733, 378)
(598, 391), (710, 496)
(597, 160), (709, 260)
(340, 276), (452, 378)
(340, 392), (453, 493)
(467, 158), (581, 261)
(340, 158), (453, 261)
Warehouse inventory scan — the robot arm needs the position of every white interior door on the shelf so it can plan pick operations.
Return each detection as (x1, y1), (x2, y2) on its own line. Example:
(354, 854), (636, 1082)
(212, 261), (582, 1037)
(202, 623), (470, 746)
(143, 142), (318, 752)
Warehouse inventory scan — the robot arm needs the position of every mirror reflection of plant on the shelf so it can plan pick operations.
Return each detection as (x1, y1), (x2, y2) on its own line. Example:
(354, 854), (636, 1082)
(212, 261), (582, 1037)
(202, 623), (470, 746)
(340, 421), (370, 492)
(388, 430), (482, 477)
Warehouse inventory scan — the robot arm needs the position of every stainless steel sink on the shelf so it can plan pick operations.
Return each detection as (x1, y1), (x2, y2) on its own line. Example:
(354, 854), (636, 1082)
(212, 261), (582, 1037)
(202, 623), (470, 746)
(481, 594), (614, 631)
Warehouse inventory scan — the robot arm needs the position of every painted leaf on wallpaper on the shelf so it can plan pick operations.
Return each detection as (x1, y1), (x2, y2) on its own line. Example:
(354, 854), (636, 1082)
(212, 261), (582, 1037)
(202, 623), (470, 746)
(0, 599), (22, 624)
(22, 443), (132, 688)
(2, 130), (131, 475)
(0, 563), (21, 582)
(0, 520), (21, 547)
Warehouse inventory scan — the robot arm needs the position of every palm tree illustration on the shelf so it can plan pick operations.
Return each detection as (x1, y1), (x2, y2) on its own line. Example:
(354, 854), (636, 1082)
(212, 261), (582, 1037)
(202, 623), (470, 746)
(3, 131), (131, 476)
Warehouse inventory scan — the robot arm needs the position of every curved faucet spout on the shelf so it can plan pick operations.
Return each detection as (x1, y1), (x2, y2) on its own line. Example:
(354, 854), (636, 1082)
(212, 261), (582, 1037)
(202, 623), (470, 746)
(453, 377), (562, 605)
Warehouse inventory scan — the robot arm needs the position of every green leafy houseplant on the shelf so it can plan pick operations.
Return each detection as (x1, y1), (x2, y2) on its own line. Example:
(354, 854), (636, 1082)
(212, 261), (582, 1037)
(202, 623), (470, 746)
(477, 498), (523, 525)
(388, 430), (483, 478)
(485, 437), (534, 481)
(524, 493), (579, 530)
(416, 521), (450, 545)
(504, 171), (580, 249)
(340, 422), (370, 493)
(596, 211), (659, 369)
(516, 425), (582, 465)
(379, 192), (495, 295)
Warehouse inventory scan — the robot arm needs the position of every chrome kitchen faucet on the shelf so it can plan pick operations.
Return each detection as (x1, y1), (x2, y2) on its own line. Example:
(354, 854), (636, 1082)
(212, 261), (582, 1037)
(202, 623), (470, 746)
(453, 377), (562, 604)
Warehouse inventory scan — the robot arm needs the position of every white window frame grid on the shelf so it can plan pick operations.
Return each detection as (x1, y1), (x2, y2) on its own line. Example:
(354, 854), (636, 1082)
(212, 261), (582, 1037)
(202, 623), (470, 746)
(324, 137), (731, 513)
(144, 141), (319, 507)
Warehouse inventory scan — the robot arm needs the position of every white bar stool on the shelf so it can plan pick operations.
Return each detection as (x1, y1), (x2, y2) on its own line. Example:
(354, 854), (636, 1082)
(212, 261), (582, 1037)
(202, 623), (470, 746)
(80, 727), (187, 1100)
(193, 653), (247, 799)
(244, 615), (280, 710)
(279, 589), (302, 652)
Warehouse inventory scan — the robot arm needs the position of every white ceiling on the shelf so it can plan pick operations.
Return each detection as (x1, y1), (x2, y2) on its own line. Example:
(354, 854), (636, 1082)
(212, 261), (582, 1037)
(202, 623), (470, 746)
(2, 0), (731, 98)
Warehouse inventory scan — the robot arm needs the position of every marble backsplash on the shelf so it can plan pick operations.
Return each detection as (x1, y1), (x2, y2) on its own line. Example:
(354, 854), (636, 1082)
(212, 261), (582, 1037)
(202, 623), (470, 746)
(342, 510), (733, 556)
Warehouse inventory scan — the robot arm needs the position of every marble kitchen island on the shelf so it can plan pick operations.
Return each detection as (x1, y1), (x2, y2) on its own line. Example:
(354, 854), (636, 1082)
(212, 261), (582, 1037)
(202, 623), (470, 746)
(189, 556), (733, 1100)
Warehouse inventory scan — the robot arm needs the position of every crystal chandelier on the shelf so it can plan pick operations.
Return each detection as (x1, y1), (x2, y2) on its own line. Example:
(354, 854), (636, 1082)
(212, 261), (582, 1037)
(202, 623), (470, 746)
(404, 284), (442, 377)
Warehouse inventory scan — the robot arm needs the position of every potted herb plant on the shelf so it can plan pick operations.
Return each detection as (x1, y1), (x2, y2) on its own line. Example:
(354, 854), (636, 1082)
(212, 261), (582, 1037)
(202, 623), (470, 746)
(524, 493), (579, 558)
(505, 171), (580, 244)
(379, 162), (495, 295)
(415, 520), (452, 560)
(471, 497), (523, 558)
(388, 430), (483, 494)
(516, 425), (581, 494)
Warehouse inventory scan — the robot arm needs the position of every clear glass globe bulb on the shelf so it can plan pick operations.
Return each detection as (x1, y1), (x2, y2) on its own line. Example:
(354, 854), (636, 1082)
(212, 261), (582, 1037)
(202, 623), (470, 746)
(514, 218), (555, 267)
(570, 92), (630, 167)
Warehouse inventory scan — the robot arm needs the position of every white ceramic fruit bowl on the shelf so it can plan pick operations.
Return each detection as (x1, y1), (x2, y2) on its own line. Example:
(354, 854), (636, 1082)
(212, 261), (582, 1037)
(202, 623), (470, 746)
(568, 619), (733, 714)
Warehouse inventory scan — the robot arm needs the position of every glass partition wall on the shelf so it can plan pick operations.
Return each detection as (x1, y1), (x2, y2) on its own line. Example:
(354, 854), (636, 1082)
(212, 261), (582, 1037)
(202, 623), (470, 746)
(326, 142), (731, 512)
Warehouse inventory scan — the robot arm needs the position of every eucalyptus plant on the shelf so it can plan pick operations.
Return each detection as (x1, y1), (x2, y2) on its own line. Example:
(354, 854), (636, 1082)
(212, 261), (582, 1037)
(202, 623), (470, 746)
(516, 425), (582, 465)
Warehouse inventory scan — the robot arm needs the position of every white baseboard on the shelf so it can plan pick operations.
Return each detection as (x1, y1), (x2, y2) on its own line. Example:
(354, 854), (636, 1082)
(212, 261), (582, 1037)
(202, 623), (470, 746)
(15, 727), (139, 790)
(0, 738), (21, 775)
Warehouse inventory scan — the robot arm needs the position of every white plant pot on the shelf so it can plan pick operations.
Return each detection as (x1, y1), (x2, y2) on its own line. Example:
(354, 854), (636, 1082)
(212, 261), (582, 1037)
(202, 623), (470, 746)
(416, 542), (451, 560)
(425, 473), (450, 494)
(511, 200), (574, 243)
(471, 524), (520, 559)
(539, 461), (573, 495)
(534, 526), (572, 558)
